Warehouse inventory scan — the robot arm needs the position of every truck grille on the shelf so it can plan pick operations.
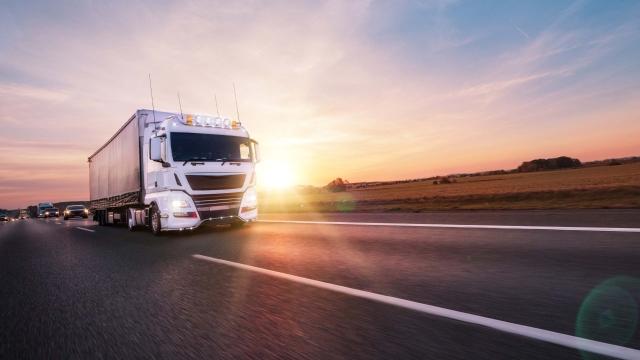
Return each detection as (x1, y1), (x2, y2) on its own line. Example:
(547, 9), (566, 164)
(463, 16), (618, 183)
(186, 175), (245, 191)
(198, 208), (239, 220)
(191, 192), (243, 219)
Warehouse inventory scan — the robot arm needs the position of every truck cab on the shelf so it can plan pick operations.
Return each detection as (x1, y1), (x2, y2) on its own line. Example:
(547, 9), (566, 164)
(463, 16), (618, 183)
(145, 113), (259, 232)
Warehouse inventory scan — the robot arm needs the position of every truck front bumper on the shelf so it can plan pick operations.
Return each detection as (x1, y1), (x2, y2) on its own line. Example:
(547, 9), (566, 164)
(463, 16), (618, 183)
(160, 207), (257, 231)
(153, 188), (258, 231)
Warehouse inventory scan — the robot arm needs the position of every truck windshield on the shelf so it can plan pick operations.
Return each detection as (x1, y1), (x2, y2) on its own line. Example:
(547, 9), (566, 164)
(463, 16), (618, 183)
(170, 133), (253, 162)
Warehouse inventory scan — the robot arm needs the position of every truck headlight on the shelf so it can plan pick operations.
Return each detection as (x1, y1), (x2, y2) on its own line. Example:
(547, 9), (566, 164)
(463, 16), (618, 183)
(241, 187), (257, 212)
(172, 200), (189, 209)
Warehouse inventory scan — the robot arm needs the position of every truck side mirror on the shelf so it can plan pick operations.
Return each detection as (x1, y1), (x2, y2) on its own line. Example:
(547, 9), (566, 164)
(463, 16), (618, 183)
(252, 140), (260, 163)
(150, 137), (164, 162)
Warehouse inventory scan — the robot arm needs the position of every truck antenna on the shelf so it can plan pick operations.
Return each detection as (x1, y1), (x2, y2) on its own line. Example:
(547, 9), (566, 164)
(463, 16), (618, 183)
(214, 94), (221, 117)
(177, 92), (184, 120)
(148, 74), (157, 130)
(233, 83), (240, 122)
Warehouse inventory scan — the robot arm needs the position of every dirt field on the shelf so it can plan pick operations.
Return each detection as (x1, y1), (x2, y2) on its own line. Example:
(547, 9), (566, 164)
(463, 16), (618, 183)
(259, 162), (640, 212)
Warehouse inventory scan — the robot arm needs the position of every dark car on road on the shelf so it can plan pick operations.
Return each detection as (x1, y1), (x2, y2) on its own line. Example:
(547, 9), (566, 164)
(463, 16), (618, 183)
(0, 211), (9, 222)
(64, 205), (88, 220)
(44, 208), (59, 218)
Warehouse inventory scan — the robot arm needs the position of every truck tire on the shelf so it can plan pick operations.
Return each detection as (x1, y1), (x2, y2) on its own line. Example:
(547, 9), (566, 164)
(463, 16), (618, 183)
(104, 211), (112, 226)
(127, 209), (136, 232)
(98, 210), (110, 226)
(150, 204), (162, 236)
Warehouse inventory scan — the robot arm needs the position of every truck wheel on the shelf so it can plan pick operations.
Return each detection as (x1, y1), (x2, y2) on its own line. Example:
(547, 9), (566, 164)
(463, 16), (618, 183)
(150, 204), (162, 236)
(99, 210), (110, 226)
(127, 209), (136, 232)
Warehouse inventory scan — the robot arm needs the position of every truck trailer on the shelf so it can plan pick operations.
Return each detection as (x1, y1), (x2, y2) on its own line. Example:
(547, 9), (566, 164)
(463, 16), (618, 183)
(88, 109), (259, 235)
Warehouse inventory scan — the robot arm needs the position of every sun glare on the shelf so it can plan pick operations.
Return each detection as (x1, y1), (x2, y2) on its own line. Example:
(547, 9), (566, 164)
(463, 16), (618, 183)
(258, 160), (297, 189)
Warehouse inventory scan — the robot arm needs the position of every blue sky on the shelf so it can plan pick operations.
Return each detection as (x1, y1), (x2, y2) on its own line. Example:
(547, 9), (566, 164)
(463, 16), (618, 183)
(1, 0), (639, 207)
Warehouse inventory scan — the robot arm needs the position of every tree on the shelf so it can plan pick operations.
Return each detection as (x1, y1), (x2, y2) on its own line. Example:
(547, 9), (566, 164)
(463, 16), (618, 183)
(518, 156), (581, 172)
(325, 178), (348, 192)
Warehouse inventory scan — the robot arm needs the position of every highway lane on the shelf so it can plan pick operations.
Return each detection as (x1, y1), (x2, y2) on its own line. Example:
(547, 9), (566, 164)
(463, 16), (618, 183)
(258, 209), (640, 228)
(1, 211), (639, 359)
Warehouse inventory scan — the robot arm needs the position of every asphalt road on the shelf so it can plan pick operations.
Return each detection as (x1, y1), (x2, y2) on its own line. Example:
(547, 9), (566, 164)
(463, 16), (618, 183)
(1, 210), (640, 359)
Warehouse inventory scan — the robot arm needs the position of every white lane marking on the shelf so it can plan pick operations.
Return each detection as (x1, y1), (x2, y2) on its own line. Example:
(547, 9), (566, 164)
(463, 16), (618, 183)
(193, 254), (640, 360)
(258, 220), (640, 233)
(75, 227), (95, 233)
(55, 222), (62, 225)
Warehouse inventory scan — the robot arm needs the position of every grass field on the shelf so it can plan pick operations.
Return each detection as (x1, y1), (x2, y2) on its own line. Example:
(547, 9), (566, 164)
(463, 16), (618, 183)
(259, 162), (640, 212)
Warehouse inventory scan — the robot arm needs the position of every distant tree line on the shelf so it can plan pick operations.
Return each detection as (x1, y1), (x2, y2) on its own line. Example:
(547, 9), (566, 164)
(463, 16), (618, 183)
(321, 155), (639, 192)
(325, 178), (349, 192)
(517, 156), (581, 172)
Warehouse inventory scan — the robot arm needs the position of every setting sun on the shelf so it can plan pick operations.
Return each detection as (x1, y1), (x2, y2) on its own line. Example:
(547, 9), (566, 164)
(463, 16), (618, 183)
(257, 160), (297, 189)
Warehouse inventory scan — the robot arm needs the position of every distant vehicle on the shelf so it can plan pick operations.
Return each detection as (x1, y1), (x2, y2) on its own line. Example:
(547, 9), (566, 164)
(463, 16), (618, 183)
(88, 109), (259, 235)
(19, 209), (28, 219)
(64, 205), (89, 220)
(37, 202), (54, 218)
(44, 208), (59, 218)
(0, 211), (8, 222)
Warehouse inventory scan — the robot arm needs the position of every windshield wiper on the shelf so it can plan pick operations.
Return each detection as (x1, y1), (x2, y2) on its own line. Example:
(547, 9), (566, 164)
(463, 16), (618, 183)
(216, 158), (244, 166)
(182, 157), (242, 166)
(182, 157), (207, 166)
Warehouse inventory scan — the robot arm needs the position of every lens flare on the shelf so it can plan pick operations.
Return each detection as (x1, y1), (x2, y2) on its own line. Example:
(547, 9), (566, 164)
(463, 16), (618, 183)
(258, 160), (296, 189)
(576, 276), (640, 360)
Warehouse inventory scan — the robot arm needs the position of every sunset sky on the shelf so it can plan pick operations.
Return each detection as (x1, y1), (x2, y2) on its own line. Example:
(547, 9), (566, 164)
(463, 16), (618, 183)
(1, 0), (640, 208)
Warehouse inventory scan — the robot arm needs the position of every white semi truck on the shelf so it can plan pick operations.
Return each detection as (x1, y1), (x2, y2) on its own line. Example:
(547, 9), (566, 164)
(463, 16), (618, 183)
(88, 109), (259, 235)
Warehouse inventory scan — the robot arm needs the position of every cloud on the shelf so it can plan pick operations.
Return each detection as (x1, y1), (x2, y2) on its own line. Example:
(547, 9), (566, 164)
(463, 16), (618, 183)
(455, 70), (566, 100)
(513, 24), (530, 40)
(0, 83), (68, 102)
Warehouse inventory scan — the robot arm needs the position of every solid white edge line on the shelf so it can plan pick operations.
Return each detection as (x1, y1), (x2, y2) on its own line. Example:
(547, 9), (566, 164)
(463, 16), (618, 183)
(258, 220), (640, 233)
(75, 227), (95, 233)
(193, 254), (640, 360)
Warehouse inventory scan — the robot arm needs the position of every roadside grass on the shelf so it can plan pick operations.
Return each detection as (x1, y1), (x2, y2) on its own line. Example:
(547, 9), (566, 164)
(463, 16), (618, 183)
(259, 162), (640, 212)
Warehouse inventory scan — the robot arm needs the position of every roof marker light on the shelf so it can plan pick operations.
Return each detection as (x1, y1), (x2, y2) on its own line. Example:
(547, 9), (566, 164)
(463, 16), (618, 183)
(177, 114), (242, 129)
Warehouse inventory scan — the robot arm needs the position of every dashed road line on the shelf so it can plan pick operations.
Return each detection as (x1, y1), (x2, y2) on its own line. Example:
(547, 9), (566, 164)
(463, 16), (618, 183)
(258, 219), (640, 233)
(193, 253), (640, 360)
(75, 227), (95, 233)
